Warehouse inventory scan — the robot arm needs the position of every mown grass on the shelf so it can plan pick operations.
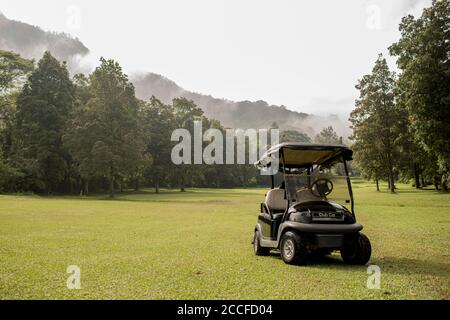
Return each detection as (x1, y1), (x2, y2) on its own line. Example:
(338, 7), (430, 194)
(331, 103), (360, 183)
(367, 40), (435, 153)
(0, 181), (449, 299)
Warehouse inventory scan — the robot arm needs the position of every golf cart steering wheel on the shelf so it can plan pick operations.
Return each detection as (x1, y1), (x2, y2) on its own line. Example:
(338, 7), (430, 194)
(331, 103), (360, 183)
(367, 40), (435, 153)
(310, 178), (334, 198)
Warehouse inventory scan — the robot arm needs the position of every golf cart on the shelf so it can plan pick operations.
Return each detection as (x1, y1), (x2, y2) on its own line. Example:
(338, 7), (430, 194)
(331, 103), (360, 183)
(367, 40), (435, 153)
(252, 143), (371, 265)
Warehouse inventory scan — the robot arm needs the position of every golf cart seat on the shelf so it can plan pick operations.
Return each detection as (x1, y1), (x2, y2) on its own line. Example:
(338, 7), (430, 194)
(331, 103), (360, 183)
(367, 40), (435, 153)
(265, 189), (287, 214)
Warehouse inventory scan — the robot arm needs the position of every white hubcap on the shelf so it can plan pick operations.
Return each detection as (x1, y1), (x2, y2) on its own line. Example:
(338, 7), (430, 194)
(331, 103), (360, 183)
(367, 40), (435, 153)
(283, 239), (295, 259)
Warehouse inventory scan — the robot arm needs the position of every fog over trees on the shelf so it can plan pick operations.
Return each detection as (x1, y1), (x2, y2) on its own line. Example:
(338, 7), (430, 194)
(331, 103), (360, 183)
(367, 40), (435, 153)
(0, 11), (349, 140)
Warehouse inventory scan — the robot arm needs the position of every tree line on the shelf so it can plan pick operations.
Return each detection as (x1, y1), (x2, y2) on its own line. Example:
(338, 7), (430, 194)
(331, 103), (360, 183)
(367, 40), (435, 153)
(1, 50), (340, 196)
(350, 0), (449, 192)
(3, 1), (446, 196)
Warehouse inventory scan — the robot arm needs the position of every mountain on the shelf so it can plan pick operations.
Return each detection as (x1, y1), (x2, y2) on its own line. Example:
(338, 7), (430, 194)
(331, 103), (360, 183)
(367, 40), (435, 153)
(132, 73), (350, 137)
(0, 12), (89, 72)
(0, 12), (350, 137)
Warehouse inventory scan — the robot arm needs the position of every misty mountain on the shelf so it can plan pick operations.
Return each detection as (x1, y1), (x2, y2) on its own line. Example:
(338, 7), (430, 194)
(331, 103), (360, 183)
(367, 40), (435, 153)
(0, 12), (89, 72)
(0, 12), (350, 138)
(132, 73), (350, 137)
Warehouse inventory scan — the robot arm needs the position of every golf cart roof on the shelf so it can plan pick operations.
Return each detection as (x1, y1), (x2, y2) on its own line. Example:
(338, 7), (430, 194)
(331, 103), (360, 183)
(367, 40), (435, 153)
(255, 143), (353, 168)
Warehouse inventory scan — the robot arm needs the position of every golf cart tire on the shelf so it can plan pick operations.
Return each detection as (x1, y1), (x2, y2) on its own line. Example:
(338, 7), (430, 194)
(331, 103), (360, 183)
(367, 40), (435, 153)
(340, 233), (371, 265)
(280, 231), (308, 265)
(253, 230), (270, 256)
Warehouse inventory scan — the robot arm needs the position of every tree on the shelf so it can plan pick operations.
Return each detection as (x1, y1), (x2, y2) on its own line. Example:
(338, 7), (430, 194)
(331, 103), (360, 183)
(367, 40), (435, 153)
(0, 50), (33, 157)
(270, 121), (279, 129)
(0, 50), (34, 94)
(140, 96), (174, 193)
(351, 136), (387, 191)
(350, 54), (399, 192)
(314, 126), (342, 145)
(171, 97), (203, 192)
(63, 73), (94, 194)
(389, 0), (450, 190)
(0, 50), (33, 191)
(280, 130), (311, 143)
(393, 102), (442, 190)
(395, 107), (423, 188)
(15, 51), (74, 193)
(64, 58), (145, 197)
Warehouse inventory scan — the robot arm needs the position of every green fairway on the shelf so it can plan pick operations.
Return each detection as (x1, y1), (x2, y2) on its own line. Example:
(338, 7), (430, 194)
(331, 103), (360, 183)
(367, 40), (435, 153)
(0, 182), (449, 299)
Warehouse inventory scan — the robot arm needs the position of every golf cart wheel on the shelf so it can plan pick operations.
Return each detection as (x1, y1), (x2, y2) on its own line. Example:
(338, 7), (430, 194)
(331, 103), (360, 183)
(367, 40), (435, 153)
(280, 231), (308, 265)
(253, 230), (270, 256)
(340, 233), (371, 265)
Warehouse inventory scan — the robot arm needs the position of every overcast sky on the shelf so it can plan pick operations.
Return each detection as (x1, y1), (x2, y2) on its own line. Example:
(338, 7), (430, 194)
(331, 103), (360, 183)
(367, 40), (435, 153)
(0, 0), (431, 118)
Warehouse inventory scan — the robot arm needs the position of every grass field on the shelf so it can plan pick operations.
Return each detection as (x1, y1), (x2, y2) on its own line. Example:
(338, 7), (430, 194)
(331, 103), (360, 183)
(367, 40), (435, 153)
(0, 181), (449, 299)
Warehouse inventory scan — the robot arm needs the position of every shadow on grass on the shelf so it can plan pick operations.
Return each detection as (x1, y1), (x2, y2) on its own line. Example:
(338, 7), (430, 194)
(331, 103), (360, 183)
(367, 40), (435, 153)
(371, 256), (450, 277)
(393, 189), (445, 195)
(266, 251), (449, 277)
(266, 251), (365, 271)
(94, 197), (233, 204)
(89, 189), (252, 203)
(3, 188), (249, 203)
(362, 189), (446, 196)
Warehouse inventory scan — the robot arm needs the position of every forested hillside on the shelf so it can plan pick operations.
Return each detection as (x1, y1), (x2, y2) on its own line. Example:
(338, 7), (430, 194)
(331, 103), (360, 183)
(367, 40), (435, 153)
(0, 12), (88, 70)
(132, 73), (349, 137)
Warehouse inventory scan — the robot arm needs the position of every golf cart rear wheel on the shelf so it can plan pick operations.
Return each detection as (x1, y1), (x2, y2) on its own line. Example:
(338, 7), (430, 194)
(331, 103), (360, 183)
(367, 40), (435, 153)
(340, 233), (371, 265)
(280, 231), (308, 265)
(253, 230), (270, 256)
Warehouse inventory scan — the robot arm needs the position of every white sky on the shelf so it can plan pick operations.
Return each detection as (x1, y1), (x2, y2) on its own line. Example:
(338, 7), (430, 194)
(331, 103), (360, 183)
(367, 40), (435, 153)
(0, 0), (431, 118)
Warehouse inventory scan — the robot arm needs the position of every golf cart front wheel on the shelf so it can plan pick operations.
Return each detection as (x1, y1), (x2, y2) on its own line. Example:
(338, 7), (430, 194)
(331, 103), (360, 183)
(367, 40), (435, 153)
(340, 233), (371, 265)
(253, 230), (270, 256)
(280, 231), (308, 265)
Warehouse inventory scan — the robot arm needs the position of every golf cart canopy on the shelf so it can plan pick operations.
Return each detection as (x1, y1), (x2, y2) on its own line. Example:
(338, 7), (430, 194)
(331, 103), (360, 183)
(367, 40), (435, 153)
(255, 143), (353, 169)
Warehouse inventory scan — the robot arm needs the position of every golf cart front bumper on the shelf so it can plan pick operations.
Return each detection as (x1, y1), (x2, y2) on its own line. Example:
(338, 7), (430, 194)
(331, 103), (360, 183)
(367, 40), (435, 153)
(281, 221), (363, 234)
(280, 222), (364, 249)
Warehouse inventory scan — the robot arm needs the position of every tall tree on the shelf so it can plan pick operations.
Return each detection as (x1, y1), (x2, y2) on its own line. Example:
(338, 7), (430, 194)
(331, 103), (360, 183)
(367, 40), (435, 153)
(314, 126), (342, 145)
(0, 50), (33, 154)
(63, 73), (94, 194)
(64, 58), (145, 197)
(350, 54), (399, 193)
(171, 97), (203, 192)
(15, 51), (74, 193)
(140, 96), (174, 193)
(389, 0), (450, 190)
(0, 50), (33, 191)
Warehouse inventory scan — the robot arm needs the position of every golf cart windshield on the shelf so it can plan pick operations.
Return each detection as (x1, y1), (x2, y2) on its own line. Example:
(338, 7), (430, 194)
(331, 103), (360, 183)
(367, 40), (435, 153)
(284, 162), (352, 207)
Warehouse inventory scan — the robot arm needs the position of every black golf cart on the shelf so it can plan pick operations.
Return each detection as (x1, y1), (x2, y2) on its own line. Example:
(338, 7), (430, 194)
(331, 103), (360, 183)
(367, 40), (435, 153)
(252, 143), (371, 265)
